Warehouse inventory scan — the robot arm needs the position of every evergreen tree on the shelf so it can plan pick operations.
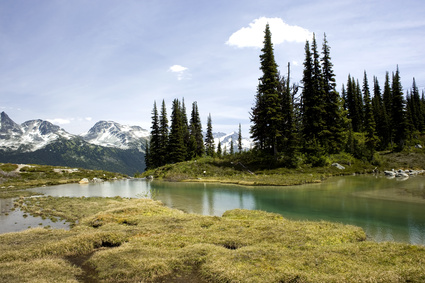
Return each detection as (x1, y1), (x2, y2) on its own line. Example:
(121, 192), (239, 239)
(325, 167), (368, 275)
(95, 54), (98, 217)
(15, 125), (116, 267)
(321, 34), (345, 153)
(383, 72), (392, 124)
(217, 140), (222, 157)
(144, 139), (150, 171)
(372, 76), (390, 149)
(250, 23), (281, 156)
(362, 71), (378, 159)
(238, 123), (243, 153)
(301, 35), (326, 152)
(341, 84), (348, 111)
(405, 90), (416, 139)
(230, 139), (234, 155)
(180, 99), (190, 158)
(278, 64), (298, 165)
(158, 100), (169, 167)
(205, 114), (215, 157)
(410, 78), (424, 132)
(355, 79), (364, 131)
(148, 101), (161, 168)
(188, 101), (204, 158)
(168, 99), (186, 163)
(391, 66), (407, 151)
(345, 75), (356, 130)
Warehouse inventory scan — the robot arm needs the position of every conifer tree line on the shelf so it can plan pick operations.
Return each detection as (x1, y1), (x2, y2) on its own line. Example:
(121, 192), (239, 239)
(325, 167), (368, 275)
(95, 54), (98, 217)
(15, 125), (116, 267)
(251, 24), (425, 165)
(145, 98), (244, 169)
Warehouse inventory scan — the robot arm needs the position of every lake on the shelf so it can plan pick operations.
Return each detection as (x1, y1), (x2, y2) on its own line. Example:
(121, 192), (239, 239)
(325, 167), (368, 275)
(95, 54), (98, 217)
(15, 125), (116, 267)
(1, 175), (425, 245)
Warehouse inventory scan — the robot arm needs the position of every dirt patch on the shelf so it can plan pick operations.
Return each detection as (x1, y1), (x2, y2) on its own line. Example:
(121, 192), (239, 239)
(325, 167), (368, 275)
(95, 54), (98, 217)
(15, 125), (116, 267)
(65, 251), (100, 283)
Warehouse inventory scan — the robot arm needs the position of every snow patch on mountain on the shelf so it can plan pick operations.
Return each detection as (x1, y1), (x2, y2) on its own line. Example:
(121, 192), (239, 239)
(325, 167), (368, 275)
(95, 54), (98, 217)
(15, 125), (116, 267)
(213, 131), (253, 152)
(0, 112), (73, 152)
(81, 121), (149, 151)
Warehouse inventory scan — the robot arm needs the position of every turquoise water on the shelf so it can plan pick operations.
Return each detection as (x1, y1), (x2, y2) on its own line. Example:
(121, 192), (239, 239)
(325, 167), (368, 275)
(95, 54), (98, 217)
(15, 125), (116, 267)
(2, 175), (425, 245)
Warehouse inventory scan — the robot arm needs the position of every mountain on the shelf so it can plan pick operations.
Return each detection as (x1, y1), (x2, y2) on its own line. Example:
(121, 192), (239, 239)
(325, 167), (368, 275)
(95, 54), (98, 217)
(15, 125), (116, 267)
(213, 132), (253, 152)
(0, 112), (74, 152)
(0, 112), (147, 175)
(81, 120), (149, 151)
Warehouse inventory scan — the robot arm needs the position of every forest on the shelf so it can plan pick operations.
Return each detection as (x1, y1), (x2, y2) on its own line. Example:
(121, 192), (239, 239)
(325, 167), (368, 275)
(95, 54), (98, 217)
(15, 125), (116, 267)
(145, 24), (425, 170)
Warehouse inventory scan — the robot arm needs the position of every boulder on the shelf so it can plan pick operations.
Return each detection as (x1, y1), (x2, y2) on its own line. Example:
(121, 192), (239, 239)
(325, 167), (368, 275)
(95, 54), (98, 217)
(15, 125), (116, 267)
(331, 163), (345, 170)
(79, 178), (89, 184)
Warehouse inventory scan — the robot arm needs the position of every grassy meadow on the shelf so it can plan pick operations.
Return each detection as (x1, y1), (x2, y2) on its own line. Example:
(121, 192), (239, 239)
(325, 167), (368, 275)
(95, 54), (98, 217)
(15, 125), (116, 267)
(140, 150), (425, 186)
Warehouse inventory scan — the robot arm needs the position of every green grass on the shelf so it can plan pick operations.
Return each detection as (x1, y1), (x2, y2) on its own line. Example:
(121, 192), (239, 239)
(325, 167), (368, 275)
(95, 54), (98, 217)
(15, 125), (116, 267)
(0, 163), (127, 198)
(5, 197), (425, 282)
(140, 150), (424, 186)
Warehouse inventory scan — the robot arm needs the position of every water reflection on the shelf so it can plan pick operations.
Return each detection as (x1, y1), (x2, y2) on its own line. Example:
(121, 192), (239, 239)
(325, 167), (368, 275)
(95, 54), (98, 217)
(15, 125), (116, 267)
(0, 198), (68, 234)
(1, 176), (424, 245)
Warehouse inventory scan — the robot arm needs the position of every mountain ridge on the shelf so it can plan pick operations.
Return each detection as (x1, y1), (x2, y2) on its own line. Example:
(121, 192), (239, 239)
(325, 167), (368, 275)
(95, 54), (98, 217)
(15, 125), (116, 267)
(0, 112), (147, 175)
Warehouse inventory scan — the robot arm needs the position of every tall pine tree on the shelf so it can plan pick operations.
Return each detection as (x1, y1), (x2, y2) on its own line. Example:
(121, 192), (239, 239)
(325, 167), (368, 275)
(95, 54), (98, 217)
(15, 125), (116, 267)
(188, 101), (204, 158)
(238, 123), (243, 153)
(362, 71), (378, 159)
(301, 34), (326, 160)
(168, 99), (186, 163)
(250, 23), (281, 156)
(391, 67), (407, 151)
(158, 100), (169, 167)
(321, 34), (345, 153)
(147, 101), (161, 169)
(372, 76), (390, 149)
(278, 64), (298, 165)
(205, 114), (215, 157)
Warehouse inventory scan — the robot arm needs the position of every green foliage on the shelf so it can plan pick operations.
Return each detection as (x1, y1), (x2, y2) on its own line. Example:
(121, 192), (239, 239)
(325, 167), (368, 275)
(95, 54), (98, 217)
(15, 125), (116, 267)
(205, 114), (215, 157)
(250, 23), (281, 155)
(0, 163), (18, 172)
(391, 67), (408, 151)
(167, 99), (187, 163)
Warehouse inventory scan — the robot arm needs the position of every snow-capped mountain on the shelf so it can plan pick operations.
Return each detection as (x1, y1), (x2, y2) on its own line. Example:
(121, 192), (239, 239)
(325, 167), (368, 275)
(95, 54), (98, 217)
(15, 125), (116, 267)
(213, 131), (253, 152)
(81, 121), (149, 151)
(0, 112), (73, 152)
(0, 112), (148, 175)
(0, 112), (149, 153)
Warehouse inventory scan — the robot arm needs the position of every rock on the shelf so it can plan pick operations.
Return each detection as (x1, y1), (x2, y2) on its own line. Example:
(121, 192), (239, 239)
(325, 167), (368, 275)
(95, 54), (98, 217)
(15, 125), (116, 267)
(146, 175), (154, 180)
(79, 178), (89, 184)
(415, 144), (422, 149)
(395, 172), (409, 178)
(331, 163), (345, 170)
(384, 170), (396, 177)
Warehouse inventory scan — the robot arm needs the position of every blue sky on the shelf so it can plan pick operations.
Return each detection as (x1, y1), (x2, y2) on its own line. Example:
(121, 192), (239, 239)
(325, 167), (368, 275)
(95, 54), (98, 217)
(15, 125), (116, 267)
(1, 0), (424, 136)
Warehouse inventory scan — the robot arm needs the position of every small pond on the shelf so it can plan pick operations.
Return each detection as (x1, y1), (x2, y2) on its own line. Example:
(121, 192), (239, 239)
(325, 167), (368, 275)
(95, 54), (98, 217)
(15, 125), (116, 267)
(1, 175), (424, 245)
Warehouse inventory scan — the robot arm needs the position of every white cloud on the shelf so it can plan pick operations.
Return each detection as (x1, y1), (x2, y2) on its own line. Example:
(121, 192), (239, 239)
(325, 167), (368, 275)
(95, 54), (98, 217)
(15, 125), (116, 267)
(226, 17), (313, 48)
(47, 118), (71, 125)
(168, 64), (189, 80)
(84, 117), (92, 121)
(169, 65), (188, 73)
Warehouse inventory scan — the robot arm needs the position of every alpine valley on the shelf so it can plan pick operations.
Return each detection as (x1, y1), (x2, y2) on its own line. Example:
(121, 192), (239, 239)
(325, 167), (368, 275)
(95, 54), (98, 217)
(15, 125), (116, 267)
(0, 112), (149, 175)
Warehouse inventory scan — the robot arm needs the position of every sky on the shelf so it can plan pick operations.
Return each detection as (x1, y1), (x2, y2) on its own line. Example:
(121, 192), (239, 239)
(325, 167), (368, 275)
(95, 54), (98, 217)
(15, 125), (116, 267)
(1, 0), (424, 136)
